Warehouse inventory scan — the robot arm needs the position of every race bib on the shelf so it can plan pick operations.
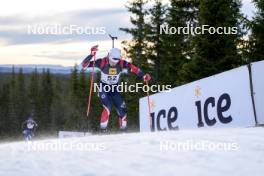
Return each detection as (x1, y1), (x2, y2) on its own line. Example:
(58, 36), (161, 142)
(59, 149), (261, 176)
(101, 72), (120, 84)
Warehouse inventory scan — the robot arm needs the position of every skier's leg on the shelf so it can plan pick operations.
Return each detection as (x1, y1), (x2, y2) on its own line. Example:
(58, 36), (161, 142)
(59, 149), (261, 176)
(29, 129), (33, 140)
(25, 130), (30, 141)
(99, 91), (112, 130)
(111, 92), (127, 130)
(23, 130), (27, 140)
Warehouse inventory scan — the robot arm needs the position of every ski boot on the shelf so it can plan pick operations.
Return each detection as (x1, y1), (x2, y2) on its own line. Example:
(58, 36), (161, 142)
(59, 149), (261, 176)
(100, 128), (108, 134)
(119, 127), (127, 133)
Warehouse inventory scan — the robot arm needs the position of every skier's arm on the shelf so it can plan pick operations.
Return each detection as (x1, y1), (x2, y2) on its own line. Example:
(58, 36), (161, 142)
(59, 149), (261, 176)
(34, 123), (38, 131)
(81, 45), (100, 69)
(33, 121), (38, 128)
(81, 55), (103, 69)
(21, 121), (26, 129)
(122, 60), (151, 81)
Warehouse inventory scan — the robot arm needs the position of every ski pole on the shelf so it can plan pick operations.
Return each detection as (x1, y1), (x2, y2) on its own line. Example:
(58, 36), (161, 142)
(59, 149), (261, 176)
(146, 80), (152, 131)
(87, 53), (96, 117)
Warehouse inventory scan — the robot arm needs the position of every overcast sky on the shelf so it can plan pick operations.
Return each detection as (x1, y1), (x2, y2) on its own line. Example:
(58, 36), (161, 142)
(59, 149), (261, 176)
(0, 0), (257, 66)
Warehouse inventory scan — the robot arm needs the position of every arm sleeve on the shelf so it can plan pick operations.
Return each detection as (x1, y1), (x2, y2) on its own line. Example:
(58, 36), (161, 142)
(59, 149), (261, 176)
(34, 121), (38, 127)
(81, 54), (101, 69)
(21, 121), (26, 129)
(122, 60), (145, 80)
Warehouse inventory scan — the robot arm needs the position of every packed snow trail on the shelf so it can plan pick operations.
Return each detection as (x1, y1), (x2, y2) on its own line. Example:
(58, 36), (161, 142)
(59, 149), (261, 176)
(0, 128), (263, 176)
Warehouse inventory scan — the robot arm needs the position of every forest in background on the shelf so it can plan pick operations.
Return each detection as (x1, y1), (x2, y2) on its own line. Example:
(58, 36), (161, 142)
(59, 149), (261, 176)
(0, 0), (263, 139)
(0, 66), (142, 139)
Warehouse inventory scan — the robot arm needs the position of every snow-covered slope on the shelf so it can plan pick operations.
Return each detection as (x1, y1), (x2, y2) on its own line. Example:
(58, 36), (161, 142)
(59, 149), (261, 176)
(0, 128), (263, 176)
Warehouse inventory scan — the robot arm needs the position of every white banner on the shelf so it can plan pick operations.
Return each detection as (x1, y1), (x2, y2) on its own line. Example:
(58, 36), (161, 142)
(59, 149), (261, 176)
(58, 131), (91, 138)
(251, 60), (264, 125)
(139, 66), (256, 132)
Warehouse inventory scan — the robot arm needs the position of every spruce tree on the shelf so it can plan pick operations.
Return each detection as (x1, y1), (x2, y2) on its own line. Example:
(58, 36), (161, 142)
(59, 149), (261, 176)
(8, 66), (19, 135)
(28, 68), (40, 122)
(16, 68), (27, 126)
(39, 69), (53, 131)
(248, 0), (264, 61)
(50, 76), (65, 131)
(159, 0), (199, 86)
(120, 0), (149, 70)
(0, 84), (10, 137)
(78, 69), (89, 131)
(146, 0), (167, 83)
(180, 0), (243, 83)
(66, 64), (80, 130)
(79, 69), (88, 115)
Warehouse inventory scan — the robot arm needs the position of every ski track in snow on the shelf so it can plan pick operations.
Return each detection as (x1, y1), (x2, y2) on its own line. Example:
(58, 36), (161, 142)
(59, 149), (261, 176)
(0, 128), (263, 176)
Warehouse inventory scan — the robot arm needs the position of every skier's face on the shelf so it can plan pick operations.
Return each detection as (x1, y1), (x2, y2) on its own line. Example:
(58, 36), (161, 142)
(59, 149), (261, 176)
(109, 58), (119, 66)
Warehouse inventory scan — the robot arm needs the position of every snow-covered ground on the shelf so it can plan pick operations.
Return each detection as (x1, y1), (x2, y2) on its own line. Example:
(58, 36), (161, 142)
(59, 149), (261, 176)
(0, 127), (263, 176)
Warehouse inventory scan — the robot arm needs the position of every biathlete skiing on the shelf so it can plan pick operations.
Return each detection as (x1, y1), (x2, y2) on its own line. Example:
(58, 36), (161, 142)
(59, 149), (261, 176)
(22, 115), (38, 141)
(81, 45), (151, 132)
